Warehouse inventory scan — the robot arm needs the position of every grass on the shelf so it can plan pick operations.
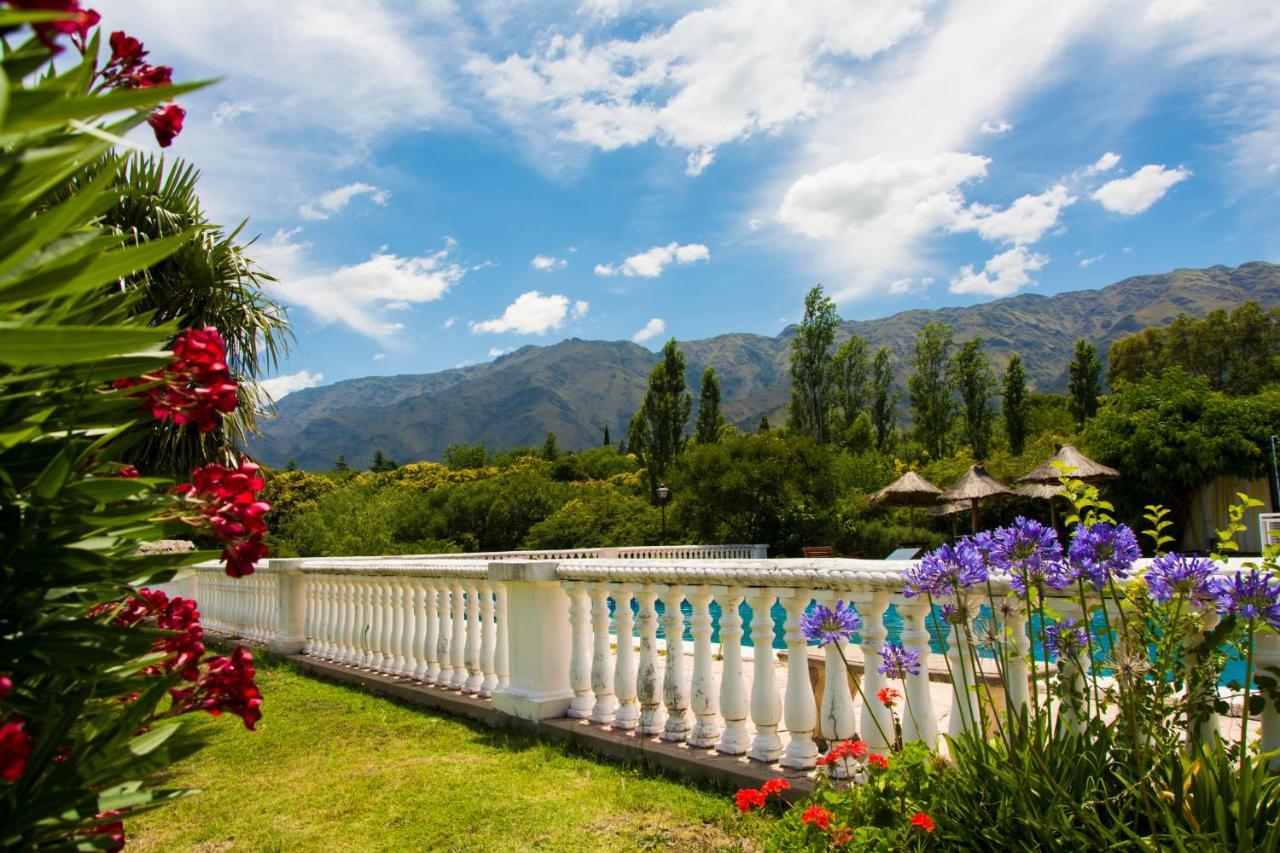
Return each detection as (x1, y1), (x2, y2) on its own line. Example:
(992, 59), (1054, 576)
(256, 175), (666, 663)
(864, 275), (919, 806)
(126, 658), (760, 852)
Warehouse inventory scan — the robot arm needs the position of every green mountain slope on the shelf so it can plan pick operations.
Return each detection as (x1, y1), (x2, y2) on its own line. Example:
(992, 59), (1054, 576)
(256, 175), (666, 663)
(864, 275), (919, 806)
(250, 261), (1280, 469)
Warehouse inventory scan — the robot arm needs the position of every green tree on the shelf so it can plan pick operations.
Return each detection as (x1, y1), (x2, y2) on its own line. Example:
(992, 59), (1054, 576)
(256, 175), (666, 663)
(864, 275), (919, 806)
(628, 338), (692, 498)
(334, 454), (350, 472)
(909, 322), (955, 459)
(1002, 353), (1030, 455)
(832, 335), (870, 436)
(442, 443), (487, 470)
(542, 431), (560, 461)
(603, 424), (611, 446)
(694, 367), (725, 444)
(1068, 338), (1102, 427)
(950, 338), (996, 460)
(370, 449), (398, 472)
(758, 414), (771, 433)
(870, 347), (898, 451)
(788, 285), (840, 443)
(524, 491), (660, 549)
(285, 458), (298, 471)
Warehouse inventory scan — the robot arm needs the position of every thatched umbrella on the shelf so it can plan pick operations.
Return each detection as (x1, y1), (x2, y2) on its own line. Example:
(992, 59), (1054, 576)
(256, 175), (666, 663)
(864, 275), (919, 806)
(871, 471), (943, 542)
(1018, 445), (1120, 528)
(940, 464), (1014, 534)
(928, 499), (968, 540)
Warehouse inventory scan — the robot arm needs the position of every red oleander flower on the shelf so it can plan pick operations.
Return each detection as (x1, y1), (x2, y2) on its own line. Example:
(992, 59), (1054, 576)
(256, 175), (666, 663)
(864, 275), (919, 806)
(114, 465), (140, 478)
(734, 787), (767, 813)
(800, 806), (833, 830)
(760, 778), (790, 797)
(108, 30), (145, 65)
(0, 719), (33, 781)
(92, 589), (206, 680)
(877, 686), (900, 708)
(176, 459), (271, 577)
(170, 646), (262, 730)
(866, 753), (889, 771)
(83, 811), (125, 853)
(116, 327), (239, 432)
(10, 1), (98, 51)
(148, 103), (185, 147)
(910, 813), (936, 833)
(0, 676), (11, 701)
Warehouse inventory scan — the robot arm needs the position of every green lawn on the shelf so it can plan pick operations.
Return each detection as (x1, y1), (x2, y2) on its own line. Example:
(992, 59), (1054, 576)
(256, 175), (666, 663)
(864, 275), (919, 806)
(127, 658), (761, 851)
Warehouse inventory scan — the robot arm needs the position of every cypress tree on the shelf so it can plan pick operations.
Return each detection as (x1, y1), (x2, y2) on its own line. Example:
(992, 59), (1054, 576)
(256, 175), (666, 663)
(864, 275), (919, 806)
(908, 321), (955, 459)
(694, 367), (725, 444)
(1002, 354), (1029, 455)
(542, 431), (560, 460)
(949, 338), (996, 460)
(788, 284), (840, 443)
(870, 347), (897, 451)
(603, 424), (610, 446)
(1068, 339), (1102, 427)
(629, 338), (692, 498)
(832, 335), (870, 434)
(758, 414), (770, 433)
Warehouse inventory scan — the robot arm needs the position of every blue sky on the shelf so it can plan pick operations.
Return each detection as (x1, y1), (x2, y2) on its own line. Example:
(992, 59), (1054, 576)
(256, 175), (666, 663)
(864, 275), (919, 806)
(96, 1), (1280, 399)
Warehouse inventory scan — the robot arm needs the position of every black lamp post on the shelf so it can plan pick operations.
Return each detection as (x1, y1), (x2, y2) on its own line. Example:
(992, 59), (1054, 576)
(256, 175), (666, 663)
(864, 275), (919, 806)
(656, 483), (671, 543)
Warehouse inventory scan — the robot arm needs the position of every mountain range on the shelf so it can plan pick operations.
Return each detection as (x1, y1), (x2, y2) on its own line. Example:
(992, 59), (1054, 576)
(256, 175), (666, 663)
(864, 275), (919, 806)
(250, 261), (1280, 470)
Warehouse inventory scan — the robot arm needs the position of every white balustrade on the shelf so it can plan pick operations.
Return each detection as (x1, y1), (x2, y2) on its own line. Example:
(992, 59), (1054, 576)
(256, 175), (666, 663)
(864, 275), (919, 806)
(660, 585), (692, 742)
(566, 581), (595, 718)
(635, 585), (666, 735)
(814, 590), (856, 776)
(715, 586), (749, 755)
(896, 598), (938, 748)
(611, 584), (639, 730)
(858, 591), (892, 751)
(686, 585), (721, 748)
(589, 583), (617, 723)
(780, 589), (818, 769)
(464, 579), (483, 694)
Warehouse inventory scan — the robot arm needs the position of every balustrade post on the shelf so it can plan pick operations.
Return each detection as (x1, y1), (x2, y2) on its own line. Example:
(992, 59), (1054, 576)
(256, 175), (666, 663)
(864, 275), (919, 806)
(479, 580), (498, 697)
(435, 579), (453, 686)
(635, 585), (667, 735)
(302, 574), (317, 655)
(660, 585), (692, 742)
(368, 579), (387, 671)
(685, 585), (722, 748)
(494, 582), (510, 690)
(896, 599), (938, 749)
(268, 563), (307, 654)
(780, 589), (818, 769)
(611, 584), (639, 730)
(814, 590), (857, 774)
(945, 606), (981, 739)
(310, 578), (327, 657)
(858, 592), (893, 751)
(487, 562), (574, 721)
(409, 579), (427, 680)
(422, 579), (440, 683)
(390, 578), (408, 676)
(464, 579), (484, 694)
(1004, 599), (1031, 716)
(565, 581), (595, 718)
(1255, 629), (1280, 769)
(715, 586), (749, 755)
(1188, 610), (1221, 748)
(339, 577), (357, 664)
(747, 588), (782, 762)
(589, 583), (618, 723)
(449, 578), (467, 689)
(1055, 600), (1088, 732)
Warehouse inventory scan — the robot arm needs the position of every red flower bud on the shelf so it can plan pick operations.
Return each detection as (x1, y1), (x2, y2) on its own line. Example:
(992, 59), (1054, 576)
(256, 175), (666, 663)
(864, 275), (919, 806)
(148, 103), (185, 147)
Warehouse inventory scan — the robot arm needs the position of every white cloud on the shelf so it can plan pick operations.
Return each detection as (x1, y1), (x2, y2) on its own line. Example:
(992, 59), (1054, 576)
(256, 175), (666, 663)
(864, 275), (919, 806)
(211, 100), (255, 125)
(889, 277), (931, 295)
(259, 369), (324, 401)
(1091, 164), (1192, 214)
(531, 254), (568, 271)
(471, 291), (577, 334)
(1078, 253), (1105, 268)
(488, 346), (513, 357)
(594, 242), (710, 277)
(299, 182), (391, 220)
(1085, 152), (1121, 174)
(979, 119), (1012, 135)
(573, 299), (589, 319)
(443, 316), (458, 328)
(686, 146), (716, 176)
(957, 184), (1076, 245)
(257, 230), (468, 340)
(949, 246), (1048, 297)
(373, 353), (387, 360)
(632, 318), (666, 343)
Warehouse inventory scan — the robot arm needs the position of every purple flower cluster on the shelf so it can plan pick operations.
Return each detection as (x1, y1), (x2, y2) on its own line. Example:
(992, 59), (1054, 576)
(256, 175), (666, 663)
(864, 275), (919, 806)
(1044, 617), (1089, 658)
(1213, 569), (1280, 631)
(801, 600), (862, 647)
(1066, 522), (1140, 589)
(1145, 553), (1217, 609)
(877, 641), (923, 679)
(904, 541), (987, 598)
(993, 517), (1066, 595)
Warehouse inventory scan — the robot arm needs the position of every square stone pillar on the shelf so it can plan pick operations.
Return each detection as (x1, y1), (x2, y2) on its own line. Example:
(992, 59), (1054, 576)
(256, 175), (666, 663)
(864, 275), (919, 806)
(488, 561), (573, 721)
(268, 559), (307, 654)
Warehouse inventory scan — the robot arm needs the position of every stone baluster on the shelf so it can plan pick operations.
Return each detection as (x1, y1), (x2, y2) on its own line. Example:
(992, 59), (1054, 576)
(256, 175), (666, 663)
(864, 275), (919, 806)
(715, 587), (749, 755)
(747, 588), (783, 762)
(946, 605), (981, 739)
(399, 577), (418, 677)
(494, 582), (510, 690)
(896, 599), (938, 749)
(814, 591), (857, 775)
(339, 577), (358, 665)
(1257, 630), (1280, 769)
(589, 583), (618, 723)
(367, 578), (385, 671)
(302, 576), (317, 655)
(464, 579), (484, 694)
(449, 579), (467, 689)
(611, 584), (639, 730)
(360, 580), (376, 669)
(685, 585), (721, 748)
(435, 579), (453, 686)
(565, 581), (595, 718)
(1188, 610), (1221, 747)
(1055, 600), (1088, 731)
(635, 585), (667, 735)
(314, 578), (330, 657)
(660, 585), (692, 742)
(424, 579), (441, 684)
(260, 575), (272, 639)
(780, 589), (818, 769)
(859, 592), (893, 751)
(387, 578), (406, 675)
(382, 577), (399, 674)
(411, 579), (428, 681)
(1003, 598), (1031, 715)
(479, 580), (498, 697)
(248, 576), (262, 641)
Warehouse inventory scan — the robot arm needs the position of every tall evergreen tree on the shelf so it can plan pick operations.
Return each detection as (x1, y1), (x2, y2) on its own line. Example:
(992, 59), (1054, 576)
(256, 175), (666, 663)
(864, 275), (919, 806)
(285, 458), (298, 471)
(694, 367), (725, 444)
(370, 449), (398, 472)
(949, 338), (996, 460)
(334, 454), (349, 472)
(758, 414), (770, 433)
(831, 335), (870, 434)
(1002, 353), (1029, 455)
(603, 424), (611, 446)
(869, 347), (897, 451)
(1068, 338), (1102, 427)
(542, 431), (560, 460)
(629, 338), (692, 497)
(909, 321), (955, 459)
(788, 285), (840, 443)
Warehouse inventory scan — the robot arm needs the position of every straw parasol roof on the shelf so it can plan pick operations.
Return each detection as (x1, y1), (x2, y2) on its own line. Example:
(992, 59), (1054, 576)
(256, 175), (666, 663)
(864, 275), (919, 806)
(1016, 482), (1062, 501)
(928, 500), (968, 517)
(1019, 444), (1119, 485)
(940, 464), (1014, 534)
(871, 471), (944, 506)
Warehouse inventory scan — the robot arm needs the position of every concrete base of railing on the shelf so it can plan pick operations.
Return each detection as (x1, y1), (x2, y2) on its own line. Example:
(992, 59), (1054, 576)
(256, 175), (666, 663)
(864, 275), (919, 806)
(488, 561), (575, 721)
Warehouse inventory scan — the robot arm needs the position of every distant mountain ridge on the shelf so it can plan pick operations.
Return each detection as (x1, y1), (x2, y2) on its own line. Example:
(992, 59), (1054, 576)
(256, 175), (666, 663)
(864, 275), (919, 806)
(250, 261), (1280, 470)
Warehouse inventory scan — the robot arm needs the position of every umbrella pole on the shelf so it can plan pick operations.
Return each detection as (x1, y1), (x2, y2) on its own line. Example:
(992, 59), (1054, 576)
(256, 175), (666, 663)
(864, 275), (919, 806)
(1050, 499), (1058, 533)
(909, 506), (916, 543)
(970, 499), (979, 535)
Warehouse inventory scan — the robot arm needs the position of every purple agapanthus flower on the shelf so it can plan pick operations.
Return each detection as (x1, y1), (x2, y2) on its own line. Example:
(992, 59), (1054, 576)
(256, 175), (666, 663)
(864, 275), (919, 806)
(1213, 569), (1280, 630)
(1044, 617), (1089, 658)
(801, 600), (862, 646)
(992, 517), (1067, 596)
(904, 540), (987, 598)
(1145, 553), (1217, 609)
(1066, 522), (1140, 589)
(877, 641), (923, 679)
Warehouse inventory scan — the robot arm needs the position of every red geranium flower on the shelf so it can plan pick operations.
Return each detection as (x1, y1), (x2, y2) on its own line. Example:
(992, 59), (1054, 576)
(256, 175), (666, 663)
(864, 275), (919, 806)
(910, 813), (936, 833)
(800, 806), (833, 829)
(760, 777), (790, 797)
(877, 686), (900, 708)
(734, 787), (767, 813)
(148, 103), (185, 147)
(817, 738), (868, 766)
(866, 752), (889, 771)
(0, 719), (33, 781)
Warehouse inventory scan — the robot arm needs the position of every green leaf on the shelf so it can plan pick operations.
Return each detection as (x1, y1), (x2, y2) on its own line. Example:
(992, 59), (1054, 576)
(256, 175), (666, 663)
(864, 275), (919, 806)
(66, 477), (153, 503)
(5, 80), (210, 132)
(128, 723), (180, 758)
(0, 324), (170, 366)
